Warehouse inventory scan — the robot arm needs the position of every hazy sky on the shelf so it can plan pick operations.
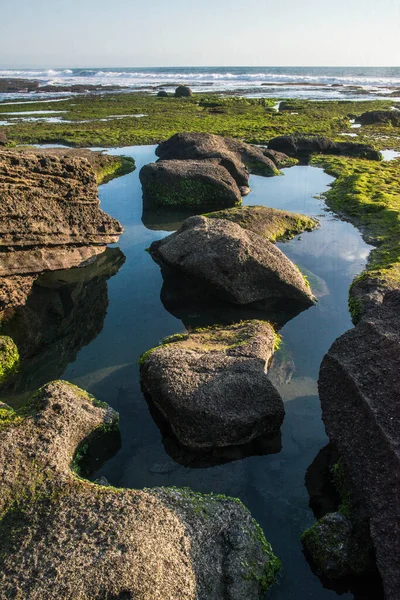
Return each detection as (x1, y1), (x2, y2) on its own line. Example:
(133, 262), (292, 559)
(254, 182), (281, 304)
(2, 0), (399, 68)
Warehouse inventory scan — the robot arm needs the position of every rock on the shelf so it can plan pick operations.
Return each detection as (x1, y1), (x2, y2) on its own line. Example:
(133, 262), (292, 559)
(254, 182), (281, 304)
(205, 205), (319, 242)
(268, 134), (381, 160)
(261, 148), (297, 168)
(140, 320), (284, 449)
(0, 380), (280, 599)
(0, 148), (124, 316)
(318, 290), (400, 599)
(0, 131), (7, 146)
(356, 110), (400, 126)
(149, 215), (315, 309)
(139, 159), (242, 208)
(175, 85), (193, 97)
(302, 512), (373, 579)
(0, 336), (19, 384)
(157, 90), (169, 97)
(155, 132), (279, 185)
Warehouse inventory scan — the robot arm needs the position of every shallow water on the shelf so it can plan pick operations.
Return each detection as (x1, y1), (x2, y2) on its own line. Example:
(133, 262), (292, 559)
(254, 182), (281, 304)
(5, 146), (378, 598)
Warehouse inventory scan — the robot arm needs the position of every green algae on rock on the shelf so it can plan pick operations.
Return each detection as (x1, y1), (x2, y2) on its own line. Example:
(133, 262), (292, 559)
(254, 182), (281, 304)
(0, 380), (280, 599)
(205, 205), (319, 242)
(0, 336), (19, 384)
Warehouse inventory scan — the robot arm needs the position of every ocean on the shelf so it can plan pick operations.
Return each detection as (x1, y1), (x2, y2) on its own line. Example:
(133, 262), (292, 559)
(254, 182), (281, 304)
(1, 66), (400, 101)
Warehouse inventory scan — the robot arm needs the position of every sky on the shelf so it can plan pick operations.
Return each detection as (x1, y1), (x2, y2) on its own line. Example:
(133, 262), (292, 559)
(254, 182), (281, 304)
(1, 0), (400, 68)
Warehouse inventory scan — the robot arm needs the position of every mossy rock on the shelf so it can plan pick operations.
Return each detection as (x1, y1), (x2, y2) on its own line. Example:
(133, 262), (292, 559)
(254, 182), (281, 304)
(0, 335), (19, 384)
(205, 205), (319, 242)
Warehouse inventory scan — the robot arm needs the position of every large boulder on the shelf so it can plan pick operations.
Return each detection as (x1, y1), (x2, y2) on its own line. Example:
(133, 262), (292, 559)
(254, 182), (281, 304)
(356, 110), (400, 126)
(175, 85), (193, 97)
(139, 159), (242, 208)
(157, 90), (169, 97)
(268, 134), (381, 160)
(149, 215), (315, 309)
(140, 320), (284, 449)
(0, 381), (280, 599)
(318, 289), (400, 600)
(155, 132), (279, 185)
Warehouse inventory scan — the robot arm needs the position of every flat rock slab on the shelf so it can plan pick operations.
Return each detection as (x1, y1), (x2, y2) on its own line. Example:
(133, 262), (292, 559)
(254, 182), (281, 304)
(150, 215), (315, 308)
(319, 290), (400, 600)
(139, 159), (242, 208)
(140, 320), (284, 449)
(0, 381), (279, 599)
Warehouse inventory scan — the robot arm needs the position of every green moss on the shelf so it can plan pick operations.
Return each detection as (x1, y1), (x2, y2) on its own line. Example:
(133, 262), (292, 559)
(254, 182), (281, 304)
(333, 459), (352, 519)
(0, 336), (19, 385)
(2, 94), (396, 149)
(96, 155), (136, 184)
(0, 405), (23, 432)
(144, 178), (241, 208)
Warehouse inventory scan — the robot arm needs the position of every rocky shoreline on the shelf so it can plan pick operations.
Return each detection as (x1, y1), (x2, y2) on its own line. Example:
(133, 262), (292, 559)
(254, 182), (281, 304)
(0, 102), (399, 598)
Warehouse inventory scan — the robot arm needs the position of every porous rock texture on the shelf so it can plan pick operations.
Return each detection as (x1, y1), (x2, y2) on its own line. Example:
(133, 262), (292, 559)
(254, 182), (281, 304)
(139, 159), (242, 208)
(140, 320), (284, 449)
(0, 148), (124, 314)
(155, 131), (280, 184)
(268, 134), (382, 160)
(0, 381), (279, 599)
(356, 110), (400, 126)
(318, 289), (400, 599)
(150, 215), (315, 309)
(206, 205), (319, 242)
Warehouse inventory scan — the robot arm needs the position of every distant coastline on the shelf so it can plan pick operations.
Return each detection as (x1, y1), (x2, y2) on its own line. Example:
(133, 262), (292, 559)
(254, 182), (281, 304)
(1, 66), (400, 102)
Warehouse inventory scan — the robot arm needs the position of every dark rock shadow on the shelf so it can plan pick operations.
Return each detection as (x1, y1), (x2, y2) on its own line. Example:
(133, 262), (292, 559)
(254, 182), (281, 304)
(303, 444), (384, 599)
(0, 247), (125, 406)
(158, 266), (311, 329)
(143, 391), (282, 468)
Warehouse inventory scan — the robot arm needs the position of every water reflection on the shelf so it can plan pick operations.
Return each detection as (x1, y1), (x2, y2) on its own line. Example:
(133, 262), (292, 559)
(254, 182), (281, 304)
(0, 247), (125, 406)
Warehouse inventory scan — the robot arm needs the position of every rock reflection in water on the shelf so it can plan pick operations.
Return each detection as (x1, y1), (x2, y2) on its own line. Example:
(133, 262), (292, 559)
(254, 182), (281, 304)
(0, 247), (125, 406)
(145, 395), (282, 468)
(158, 266), (311, 329)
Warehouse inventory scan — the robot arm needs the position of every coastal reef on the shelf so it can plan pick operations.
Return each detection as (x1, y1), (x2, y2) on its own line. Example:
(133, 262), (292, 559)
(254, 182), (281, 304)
(0, 381), (280, 599)
(140, 320), (284, 449)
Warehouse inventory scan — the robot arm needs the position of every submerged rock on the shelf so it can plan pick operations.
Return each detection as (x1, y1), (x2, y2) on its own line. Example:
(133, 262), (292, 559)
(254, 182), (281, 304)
(156, 132), (279, 184)
(0, 336), (19, 384)
(140, 320), (284, 449)
(356, 110), (400, 126)
(139, 159), (242, 208)
(0, 381), (280, 599)
(268, 134), (381, 160)
(175, 85), (193, 97)
(205, 205), (319, 242)
(149, 215), (315, 309)
(319, 289), (400, 600)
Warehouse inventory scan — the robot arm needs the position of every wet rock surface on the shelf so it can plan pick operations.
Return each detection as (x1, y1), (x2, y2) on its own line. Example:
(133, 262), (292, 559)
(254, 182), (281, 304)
(150, 215), (315, 309)
(319, 289), (400, 600)
(268, 134), (382, 160)
(139, 159), (242, 208)
(140, 320), (284, 449)
(0, 381), (279, 599)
